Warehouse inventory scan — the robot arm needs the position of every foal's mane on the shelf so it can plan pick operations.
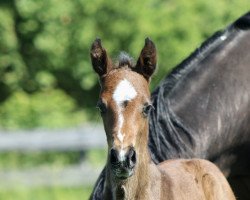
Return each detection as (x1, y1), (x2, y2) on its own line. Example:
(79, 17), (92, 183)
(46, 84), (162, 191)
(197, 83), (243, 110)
(148, 12), (250, 163)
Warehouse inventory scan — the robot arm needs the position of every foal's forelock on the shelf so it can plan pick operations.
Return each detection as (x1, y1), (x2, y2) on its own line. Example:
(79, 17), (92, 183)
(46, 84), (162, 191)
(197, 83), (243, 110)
(116, 52), (134, 69)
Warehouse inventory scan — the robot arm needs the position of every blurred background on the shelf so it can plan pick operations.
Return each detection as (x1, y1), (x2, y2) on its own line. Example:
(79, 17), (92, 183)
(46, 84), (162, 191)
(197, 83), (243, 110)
(0, 0), (248, 199)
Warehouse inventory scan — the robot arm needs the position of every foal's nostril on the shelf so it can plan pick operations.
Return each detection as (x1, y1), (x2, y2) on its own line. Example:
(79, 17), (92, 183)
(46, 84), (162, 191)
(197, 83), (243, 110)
(110, 148), (119, 164)
(130, 149), (136, 163)
(127, 148), (136, 168)
(110, 147), (136, 169)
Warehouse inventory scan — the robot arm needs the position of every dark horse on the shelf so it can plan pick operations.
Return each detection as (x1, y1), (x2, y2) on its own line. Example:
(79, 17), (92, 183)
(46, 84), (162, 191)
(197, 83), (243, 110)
(89, 12), (250, 199)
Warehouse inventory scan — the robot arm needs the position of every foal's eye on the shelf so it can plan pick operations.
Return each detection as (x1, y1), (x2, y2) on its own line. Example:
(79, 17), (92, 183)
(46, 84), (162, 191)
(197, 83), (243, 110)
(142, 103), (154, 117)
(96, 100), (107, 114)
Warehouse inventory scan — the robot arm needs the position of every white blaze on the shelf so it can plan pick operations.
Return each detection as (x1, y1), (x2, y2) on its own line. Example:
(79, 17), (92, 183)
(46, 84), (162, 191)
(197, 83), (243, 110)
(113, 79), (137, 104)
(119, 149), (126, 161)
(112, 79), (137, 144)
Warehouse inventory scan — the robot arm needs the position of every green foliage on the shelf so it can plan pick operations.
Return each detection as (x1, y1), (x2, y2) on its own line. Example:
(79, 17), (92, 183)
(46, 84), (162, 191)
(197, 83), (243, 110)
(0, 89), (86, 129)
(0, 0), (249, 128)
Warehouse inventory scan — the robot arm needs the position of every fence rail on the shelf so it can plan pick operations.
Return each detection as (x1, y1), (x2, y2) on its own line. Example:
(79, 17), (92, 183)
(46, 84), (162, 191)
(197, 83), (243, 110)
(0, 164), (103, 188)
(0, 125), (106, 152)
(0, 125), (106, 188)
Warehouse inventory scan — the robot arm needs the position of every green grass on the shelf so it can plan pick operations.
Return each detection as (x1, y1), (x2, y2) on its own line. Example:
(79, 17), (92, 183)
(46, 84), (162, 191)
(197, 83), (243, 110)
(0, 150), (104, 200)
(0, 186), (92, 200)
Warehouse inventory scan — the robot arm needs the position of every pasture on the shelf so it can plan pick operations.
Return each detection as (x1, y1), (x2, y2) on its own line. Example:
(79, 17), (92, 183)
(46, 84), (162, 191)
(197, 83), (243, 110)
(0, 127), (106, 200)
(0, 187), (92, 200)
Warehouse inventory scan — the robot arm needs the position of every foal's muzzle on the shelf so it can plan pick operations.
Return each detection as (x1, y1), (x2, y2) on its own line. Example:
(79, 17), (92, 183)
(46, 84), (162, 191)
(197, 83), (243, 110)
(109, 147), (136, 179)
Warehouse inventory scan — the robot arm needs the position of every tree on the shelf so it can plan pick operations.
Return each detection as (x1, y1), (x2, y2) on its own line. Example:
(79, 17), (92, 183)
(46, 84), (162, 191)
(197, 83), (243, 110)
(0, 0), (248, 128)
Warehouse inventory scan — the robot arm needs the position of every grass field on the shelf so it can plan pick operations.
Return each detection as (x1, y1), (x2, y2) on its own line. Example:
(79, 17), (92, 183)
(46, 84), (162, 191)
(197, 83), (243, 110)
(0, 149), (105, 200)
(0, 186), (92, 200)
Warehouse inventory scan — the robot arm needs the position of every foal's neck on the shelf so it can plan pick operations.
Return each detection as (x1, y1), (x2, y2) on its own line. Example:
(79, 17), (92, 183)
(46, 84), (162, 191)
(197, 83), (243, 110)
(106, 129), (157, 200)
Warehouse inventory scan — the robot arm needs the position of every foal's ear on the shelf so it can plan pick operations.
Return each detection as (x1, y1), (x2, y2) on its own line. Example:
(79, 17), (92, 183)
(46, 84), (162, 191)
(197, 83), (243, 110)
(90, 38), (112, 77)
(134, 38), (157, 81)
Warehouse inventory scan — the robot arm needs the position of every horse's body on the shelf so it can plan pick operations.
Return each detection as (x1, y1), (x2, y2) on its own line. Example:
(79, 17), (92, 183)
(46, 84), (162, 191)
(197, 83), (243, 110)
(90, 38), (235, 200)
(157, 159), (235, 200)
(105, 149), (236, 200)
(148, 12), (250, 199)
(90, 12), (250, 199)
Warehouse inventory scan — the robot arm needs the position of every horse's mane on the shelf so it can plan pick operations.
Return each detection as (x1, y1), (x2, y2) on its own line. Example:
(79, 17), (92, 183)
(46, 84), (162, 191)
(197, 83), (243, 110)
(148, 12), (250, 163)
(154, 12), (250, 99)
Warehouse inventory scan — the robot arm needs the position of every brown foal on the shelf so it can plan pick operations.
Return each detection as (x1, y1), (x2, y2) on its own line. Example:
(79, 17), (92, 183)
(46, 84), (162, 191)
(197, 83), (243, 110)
(90, 38), (236, 200)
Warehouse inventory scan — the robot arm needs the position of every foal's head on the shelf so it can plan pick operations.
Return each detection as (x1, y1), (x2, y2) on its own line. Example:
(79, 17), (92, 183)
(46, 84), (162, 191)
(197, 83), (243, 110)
(90, 38), (157, 179)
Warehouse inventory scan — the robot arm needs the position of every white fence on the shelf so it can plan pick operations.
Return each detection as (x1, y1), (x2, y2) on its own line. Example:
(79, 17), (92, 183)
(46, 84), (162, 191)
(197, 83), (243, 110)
(0, 164), (103, 188)
(0, 125), (106, 188)
(0, 125), (106, 151)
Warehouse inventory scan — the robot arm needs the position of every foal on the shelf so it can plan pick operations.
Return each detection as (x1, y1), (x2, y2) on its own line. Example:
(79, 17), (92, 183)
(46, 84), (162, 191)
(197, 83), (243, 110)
(90, 38), (235, 200)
